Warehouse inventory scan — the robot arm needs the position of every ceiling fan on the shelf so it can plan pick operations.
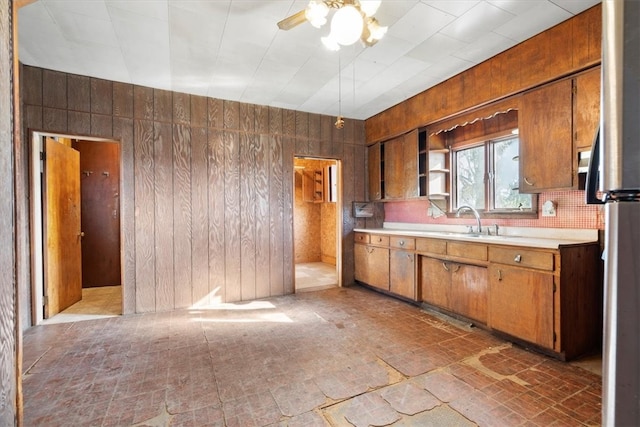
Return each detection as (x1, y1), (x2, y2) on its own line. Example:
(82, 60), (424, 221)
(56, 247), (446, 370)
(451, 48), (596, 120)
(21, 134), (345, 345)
(277, 0), (387, 50)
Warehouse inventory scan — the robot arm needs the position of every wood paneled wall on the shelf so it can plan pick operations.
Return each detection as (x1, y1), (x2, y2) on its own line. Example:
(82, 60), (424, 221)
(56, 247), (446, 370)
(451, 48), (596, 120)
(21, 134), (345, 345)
(1, 1), (18, 424)
(19, 65), (381, 316)
(366, 4), (602, 143)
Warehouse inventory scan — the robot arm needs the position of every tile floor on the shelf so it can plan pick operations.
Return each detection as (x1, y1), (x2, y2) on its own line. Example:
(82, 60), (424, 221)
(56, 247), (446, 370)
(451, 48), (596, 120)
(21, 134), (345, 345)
(295, 262), (338, 292)
(22, 286), (602, 427)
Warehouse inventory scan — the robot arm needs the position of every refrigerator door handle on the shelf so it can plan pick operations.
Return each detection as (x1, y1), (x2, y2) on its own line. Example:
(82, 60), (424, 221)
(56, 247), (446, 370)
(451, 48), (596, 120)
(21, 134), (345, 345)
(586, 127), (605, 205)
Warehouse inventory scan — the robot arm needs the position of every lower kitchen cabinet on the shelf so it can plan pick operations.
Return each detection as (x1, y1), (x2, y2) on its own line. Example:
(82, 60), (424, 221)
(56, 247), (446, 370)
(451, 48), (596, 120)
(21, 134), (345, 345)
(354, 243), (389, 291)
(488, 264), (554, 349)
(390, 249), (416, 300)
(421, 257), (488, 324)
(451, 263), (488, 324)
(355, 230), (601, 360)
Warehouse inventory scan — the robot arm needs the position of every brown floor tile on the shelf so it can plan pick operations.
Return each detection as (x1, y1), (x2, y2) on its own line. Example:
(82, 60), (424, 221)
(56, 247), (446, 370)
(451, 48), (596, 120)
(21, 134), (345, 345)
(380, 382), (440, 415)
(22, 286), (602, 427)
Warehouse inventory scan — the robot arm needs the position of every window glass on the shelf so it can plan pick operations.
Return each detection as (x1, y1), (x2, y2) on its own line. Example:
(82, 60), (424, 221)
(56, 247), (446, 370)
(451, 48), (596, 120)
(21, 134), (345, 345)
(493, 137), (532, 210)
(455, 145), (485, 209)
(451, 132), (534, 214)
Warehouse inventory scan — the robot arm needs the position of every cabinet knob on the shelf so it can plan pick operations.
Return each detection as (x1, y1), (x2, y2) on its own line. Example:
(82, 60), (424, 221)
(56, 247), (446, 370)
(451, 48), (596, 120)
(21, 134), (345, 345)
(498, 269), (503, 281)
(399, 240), (405, 246)
(514, 254), (522, 263)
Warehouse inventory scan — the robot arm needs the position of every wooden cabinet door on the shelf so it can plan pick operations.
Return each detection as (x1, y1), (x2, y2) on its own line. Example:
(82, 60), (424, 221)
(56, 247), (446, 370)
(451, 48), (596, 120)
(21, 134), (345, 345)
(451, 264), (488, 324)
(368, 143), (381, 201)
(390, 250), (416, 300)
(420, 257), (451, 310)
(384, 136), (404, 199)
(488, 264), (554, 349)
(519, 79), (574, 192)
(354, 244), (370, 285)
(403, 130), (419, 199)
(355, 244), (389, 290)
(574, 67), (600, 151)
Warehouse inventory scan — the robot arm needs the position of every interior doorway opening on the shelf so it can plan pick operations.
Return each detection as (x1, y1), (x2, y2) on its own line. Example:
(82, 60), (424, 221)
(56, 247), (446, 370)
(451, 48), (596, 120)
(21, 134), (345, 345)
(30, 131), (123, 325)
(293, 156), (341, 292)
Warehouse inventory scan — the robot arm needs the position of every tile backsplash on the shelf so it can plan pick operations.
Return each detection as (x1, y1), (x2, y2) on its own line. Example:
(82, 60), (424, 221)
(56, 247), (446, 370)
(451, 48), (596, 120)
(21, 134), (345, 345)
(384, 190), (604, 230)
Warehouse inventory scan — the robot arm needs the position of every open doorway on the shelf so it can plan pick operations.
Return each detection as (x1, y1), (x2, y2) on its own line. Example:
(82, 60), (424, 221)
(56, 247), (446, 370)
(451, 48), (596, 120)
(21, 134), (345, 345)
(293, 156), (341, 292)
(30, 132), (123, 325)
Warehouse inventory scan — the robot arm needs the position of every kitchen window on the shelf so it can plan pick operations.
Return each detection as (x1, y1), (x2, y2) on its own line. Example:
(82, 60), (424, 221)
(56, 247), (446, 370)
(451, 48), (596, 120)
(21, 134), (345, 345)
(452, 133), (535, 215)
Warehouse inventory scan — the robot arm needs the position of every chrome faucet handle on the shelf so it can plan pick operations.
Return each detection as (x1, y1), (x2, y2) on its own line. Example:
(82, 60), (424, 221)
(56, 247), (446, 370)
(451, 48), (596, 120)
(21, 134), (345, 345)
(493, 224), (499, 236)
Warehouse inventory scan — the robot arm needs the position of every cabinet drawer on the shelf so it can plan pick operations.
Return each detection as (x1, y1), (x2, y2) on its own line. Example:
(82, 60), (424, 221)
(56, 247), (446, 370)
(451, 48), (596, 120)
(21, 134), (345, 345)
(354, 232), (370, 244)
(489, 247), (554, 271)
(416, 238), (446, 255)
(447, 242), (487, 261)
(370, 234), (390, 247)
(390, 236), (415, 250)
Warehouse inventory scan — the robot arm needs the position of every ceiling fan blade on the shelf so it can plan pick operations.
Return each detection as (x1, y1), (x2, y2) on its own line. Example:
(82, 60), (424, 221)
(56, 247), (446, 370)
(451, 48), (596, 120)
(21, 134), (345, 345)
(277, 9), (307, 30)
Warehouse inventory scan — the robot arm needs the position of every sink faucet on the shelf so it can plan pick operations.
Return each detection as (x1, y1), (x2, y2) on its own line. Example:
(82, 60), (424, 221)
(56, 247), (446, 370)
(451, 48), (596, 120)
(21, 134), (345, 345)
(455, 205), (482, 234)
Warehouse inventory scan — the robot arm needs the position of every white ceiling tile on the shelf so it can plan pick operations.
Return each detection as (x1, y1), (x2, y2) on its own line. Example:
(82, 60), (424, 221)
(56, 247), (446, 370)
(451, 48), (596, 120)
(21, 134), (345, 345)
(406, 33), (467, 63)
(439, 1), (515, 43)
(41, 0), (111, 20)
(453, 31), (514, 63)
(548, 0), (601, 14)
(421, 55), (475, 80)
(423, 0), (482, 17)
(494, 2), (572, 42)
(17, 0), (599, 120)
(106, 0), (169, 22)
(387, 2), (456, 44)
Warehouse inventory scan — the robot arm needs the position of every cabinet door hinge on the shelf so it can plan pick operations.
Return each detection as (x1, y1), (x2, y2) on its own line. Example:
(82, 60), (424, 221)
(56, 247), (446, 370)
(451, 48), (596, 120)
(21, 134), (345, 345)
(572, 85), (577, 96)
(43, 295), (48, 307)
(553, 331), (557, 343)
(40, 151), (45, 161)
(553, 281), (557, 293)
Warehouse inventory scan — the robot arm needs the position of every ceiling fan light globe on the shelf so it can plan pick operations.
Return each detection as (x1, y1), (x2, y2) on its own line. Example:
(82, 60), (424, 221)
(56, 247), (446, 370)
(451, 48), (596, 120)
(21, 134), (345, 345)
(305, 1), (330, 28)
(367, 18), (387, 41)
(331, 5), (364, 46)
(321, 34), (341, 51)
(359, 0), (381, 17)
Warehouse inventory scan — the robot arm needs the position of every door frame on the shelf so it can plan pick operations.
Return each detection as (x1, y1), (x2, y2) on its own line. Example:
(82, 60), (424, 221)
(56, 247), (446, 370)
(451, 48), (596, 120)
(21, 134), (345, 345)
(292, 156), (343, 289)
(29, 131), (124, 325)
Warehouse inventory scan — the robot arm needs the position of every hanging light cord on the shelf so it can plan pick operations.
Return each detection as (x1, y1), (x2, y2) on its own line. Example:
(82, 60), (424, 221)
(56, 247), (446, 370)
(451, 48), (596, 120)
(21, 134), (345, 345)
(335, 52), (344, 128)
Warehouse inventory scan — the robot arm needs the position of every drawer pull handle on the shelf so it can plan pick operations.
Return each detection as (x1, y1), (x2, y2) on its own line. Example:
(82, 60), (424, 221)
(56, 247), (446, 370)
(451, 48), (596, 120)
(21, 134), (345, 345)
(514, 254), (522, 263)
(442, 262), (449, 272)
(524, 177), (534, 186)
(498, 269), (503, 281)
(366, 247), (374, 254)
(452, 265), (460, 273)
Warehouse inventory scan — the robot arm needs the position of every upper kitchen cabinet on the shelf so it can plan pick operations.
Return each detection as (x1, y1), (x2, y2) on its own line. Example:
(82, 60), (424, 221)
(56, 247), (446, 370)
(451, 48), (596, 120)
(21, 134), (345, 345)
(519, 68), (601, 193)
(368, 143), (382, 201)
(368, 129), (420, 201)
(519, 78), (574, 193)
(573, 66), (601, 152)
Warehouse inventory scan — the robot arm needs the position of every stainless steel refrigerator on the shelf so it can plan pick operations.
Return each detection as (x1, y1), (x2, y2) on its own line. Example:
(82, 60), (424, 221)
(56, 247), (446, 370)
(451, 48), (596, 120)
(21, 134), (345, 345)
(586, 1), (640, 425)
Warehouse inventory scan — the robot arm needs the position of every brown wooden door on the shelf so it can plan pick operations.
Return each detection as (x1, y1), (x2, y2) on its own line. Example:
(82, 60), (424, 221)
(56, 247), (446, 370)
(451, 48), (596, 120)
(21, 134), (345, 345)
(73, 140), (121, 287)
(43, 137), (82, 317)
(488, 264), (554, 349)
(519, 78), (574, 192)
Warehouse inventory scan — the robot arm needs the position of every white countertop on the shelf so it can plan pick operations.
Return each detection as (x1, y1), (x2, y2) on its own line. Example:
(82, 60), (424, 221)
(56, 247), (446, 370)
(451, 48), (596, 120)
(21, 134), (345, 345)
(354, 223), (599, 249)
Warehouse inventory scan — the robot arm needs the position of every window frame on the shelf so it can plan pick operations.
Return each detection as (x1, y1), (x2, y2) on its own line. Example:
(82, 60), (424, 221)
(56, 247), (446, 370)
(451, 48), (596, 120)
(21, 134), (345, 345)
(449, 130), (538, 219)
